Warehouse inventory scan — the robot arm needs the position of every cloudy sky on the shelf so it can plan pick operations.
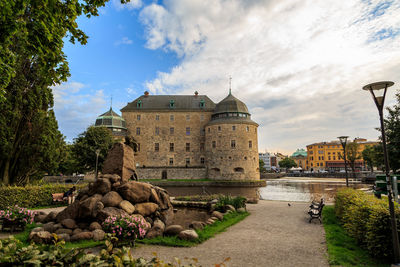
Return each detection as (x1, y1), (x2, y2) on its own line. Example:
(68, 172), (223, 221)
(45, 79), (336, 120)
(54, 0), (400, 154)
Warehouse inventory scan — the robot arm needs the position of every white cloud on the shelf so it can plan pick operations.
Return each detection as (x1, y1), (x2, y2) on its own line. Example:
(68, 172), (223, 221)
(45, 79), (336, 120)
(138, 0), (400, 154)
(113, 0), (142, 10)
(115, 36), (133, 46)
(52, 82), (108, 141)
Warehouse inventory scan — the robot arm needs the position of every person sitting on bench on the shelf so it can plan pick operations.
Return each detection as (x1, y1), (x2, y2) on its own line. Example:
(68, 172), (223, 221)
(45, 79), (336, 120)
(63, 186), (76, 204)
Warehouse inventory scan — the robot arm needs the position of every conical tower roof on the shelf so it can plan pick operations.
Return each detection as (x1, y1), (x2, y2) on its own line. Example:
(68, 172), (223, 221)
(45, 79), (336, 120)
(95, 107), (127, 135)
(213, 93), (249, 115)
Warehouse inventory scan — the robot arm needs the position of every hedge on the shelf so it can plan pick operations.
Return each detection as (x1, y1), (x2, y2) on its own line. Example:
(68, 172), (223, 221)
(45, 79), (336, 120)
(335, 188), (400, 260)
(0, 184), (87, 210)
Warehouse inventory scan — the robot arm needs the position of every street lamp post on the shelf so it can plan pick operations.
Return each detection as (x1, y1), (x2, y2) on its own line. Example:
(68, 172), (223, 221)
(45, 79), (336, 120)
(95, 149), (100, 180)
(338, 136), (349, 187)
(363, 81), (400, 263)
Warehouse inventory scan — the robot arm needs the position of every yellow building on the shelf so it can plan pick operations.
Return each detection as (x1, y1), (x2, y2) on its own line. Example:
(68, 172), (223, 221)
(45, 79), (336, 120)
(306, 138), (378, 172)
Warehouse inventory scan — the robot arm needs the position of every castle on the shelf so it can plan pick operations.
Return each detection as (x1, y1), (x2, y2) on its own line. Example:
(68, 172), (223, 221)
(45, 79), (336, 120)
(97, 90), (260, 181)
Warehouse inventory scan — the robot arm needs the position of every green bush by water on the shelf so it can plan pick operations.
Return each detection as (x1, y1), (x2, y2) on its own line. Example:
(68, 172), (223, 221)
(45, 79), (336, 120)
(335, 188), (400, 260)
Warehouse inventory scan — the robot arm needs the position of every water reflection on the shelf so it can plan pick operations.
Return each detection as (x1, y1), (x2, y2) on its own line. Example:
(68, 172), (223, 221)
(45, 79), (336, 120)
(259, 179), (372, 202)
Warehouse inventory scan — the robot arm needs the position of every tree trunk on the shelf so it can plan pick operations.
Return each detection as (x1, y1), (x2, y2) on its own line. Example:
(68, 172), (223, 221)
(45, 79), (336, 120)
(1, 159), (10, 185)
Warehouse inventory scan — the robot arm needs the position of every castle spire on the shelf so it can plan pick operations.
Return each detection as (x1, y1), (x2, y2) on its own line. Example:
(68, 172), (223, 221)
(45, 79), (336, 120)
(229, 76), (232, 95)
(110, 95), (113, 111)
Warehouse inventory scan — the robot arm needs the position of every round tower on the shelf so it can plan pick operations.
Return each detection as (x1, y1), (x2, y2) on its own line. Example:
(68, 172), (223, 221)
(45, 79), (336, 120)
(205, 92), (259, 180)
(95, 107), (128, 137)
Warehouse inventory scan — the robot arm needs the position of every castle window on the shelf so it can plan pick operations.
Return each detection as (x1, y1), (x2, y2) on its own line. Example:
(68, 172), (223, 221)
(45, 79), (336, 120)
(212, 141), (216, 148)
(137, 115), (141, 121)
(186, 114), (190, 120)
(200, 157), (205, 164)
(170, 127), (174, 135)
(208, 128), (210, 133)
(186, 127), (190, 135)
(200, 114), (204, 121)
(200, 143), (205, 151)
(234, 167), (244, 173)
(232, 125), (236, 131)
(137, 100), (142, 108)
(137, 143), (140, 152)
(244, 156), (247, 160)
(169, 100), (175, 108)
(311, 163), (313, 167)
(246, 126), (249, 132)
(317, 163), (319, 166)
(185, 158), (190, 165)
(200, 99), (205, 108)
(170, 143), (174, 152)
(186, 143), (190, 152)
(231, 140), (236, 148)
(170, 115), (174, 121)
(218, 126), (221, 131)
(156, 115), (160, 121)
(249, 140), (252, 149)
(200, 128), (205, 135)
(155, 143), (159, 152)
(155, 127), (159, 135)
(169, 158), (174, 165)
(136, 127), (140, 135)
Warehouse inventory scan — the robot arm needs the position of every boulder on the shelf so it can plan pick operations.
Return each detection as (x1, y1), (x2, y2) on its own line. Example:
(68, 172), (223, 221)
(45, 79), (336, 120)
(42, 222), (56, 233)
(211, 211), (224, 221)
(55, 228), (73, 235)
(210, 216), (219, 221)
(73, 228), (83, 235)
(101, 191), (123, 207)
(78, 194), (102, 218)
(102, 143), (135, 183)
(34, 214), (47, 223)
(88, 178), (111, 196)
(31, 227), (44, 233)
(153, 219), (165, 232)
(189, 221), (205, 231)
(101, 174), (122, 184)
(118, 181), (152, 203)
(157, 190), (173, 210)
(45, 211), (58, 223)
(53, 223), (63, 232)
(237, 207), (246, 213)
(29, 231), (53, 244)
(57, 233), (70, 242)
(135, 202), (159, 217)
(145, 227), (163, 239)
(76, 188), (89, 200)
(178, 229), (199, 241)
(89, 222), (102, 231)
(206, 218), (215, 225)
(159, 208), (174, 226)
(92, 229), (105, 241)
(71, 231), (93, 242)
(92, 201), (104, 218)
(61, 219), (77, 229)
(112, 182), (121, 190)
(96, 207), (128, 222)
(225, 205), (236, 212)
(145, 217), (153, 226)
(164, 225), (184, 236)
(77, 222), (89, 230)
(56, 201), (80, 222)
(150, 188), (161, 205)
(119, 200), (135, 214)
(80, 195), (89, 202)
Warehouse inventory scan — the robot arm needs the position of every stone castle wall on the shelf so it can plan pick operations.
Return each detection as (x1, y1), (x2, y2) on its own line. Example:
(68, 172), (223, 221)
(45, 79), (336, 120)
(122, 111), (213, 168)
(135, 167), (207, 180)
(205, 121), (260, 180)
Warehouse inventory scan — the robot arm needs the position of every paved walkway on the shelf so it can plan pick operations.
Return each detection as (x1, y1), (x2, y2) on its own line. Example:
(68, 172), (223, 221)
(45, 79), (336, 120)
(132, 200), (329, 267)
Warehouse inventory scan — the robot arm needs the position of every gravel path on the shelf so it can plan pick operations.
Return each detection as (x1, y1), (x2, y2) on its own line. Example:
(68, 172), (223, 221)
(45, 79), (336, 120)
(131, 200), (329, 267)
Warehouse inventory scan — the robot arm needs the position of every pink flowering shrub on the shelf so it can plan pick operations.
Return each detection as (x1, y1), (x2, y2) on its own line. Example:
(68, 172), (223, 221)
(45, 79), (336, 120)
(0, 205), (36, 224)
(102, 215), (150, 241)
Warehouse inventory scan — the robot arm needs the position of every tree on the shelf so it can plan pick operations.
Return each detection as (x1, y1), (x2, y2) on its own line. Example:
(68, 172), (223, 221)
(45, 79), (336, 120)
(72, 126), (114, 175)
(345, 142), (361, 178)
(362, 145), (375, 172)
(384, 90), (400, 172)
(259, 159), (266, 173)
(279, 157), (297, 172)
(0, 1), (123, 184)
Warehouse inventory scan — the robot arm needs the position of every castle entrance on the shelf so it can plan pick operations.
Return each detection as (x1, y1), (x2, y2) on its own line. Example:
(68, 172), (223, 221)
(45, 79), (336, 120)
(162, 170), (167, 179)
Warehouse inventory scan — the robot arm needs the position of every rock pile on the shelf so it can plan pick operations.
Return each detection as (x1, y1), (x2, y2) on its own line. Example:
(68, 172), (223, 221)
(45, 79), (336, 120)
(31, 174), (174, 243)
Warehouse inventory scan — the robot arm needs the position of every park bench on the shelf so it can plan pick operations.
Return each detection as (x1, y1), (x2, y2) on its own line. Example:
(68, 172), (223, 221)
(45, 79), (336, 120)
(308, 198), (325, 223)
(52, 193), (66, 203)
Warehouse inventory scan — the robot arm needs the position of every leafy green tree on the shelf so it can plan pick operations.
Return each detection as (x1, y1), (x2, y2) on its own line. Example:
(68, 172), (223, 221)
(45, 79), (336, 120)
(57, 144), (79, 176)
(384, 91), (400, 172)
(72, 126), (114, 175)
(259, 159), (266, 173)
(279, 157), (297, 172)
(362, 145), (375, 172)
(0, 0), (124, 184)
(345, 142), (361, 178)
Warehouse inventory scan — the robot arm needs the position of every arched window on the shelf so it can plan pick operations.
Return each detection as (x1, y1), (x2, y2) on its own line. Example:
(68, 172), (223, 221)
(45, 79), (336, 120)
(234, 167), (244, 173)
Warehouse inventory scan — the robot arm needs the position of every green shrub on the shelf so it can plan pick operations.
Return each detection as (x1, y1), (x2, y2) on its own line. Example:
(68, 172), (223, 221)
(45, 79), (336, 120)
(215, 195), (246, 211)
(0, 184), (86, 209)
(335, 188), (400, 260)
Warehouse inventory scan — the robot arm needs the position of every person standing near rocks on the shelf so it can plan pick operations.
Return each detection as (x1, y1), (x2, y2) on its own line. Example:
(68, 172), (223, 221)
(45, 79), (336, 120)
(63, 186), (76, 204)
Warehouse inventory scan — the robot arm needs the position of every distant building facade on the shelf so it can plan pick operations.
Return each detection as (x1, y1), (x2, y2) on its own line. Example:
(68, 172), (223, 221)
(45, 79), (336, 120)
(291, 148), (307, 170)
(119, 91), (260, 180)
(259, 152), (272, 171)
(306, 138), (378, 172)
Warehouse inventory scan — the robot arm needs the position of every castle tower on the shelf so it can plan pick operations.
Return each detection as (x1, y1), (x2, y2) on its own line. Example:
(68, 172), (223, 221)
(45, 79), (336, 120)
(95, 107), (128, 137)
(205, 92), (260, 180)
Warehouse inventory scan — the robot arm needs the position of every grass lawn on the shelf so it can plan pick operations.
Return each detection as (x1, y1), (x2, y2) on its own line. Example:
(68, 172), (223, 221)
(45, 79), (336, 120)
(12, 211), (248, 249)
(322, 205), (389, 267)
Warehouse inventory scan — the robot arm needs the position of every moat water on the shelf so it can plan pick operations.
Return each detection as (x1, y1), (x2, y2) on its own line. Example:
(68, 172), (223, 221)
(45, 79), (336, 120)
(259, 177), (372, 203)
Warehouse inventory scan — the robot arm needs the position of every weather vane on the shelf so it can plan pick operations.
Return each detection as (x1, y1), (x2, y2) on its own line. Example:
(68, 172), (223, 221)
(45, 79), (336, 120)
(229, 76), (232, 95)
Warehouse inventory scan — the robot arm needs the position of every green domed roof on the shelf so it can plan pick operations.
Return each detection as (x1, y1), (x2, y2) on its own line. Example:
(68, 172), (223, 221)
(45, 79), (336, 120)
(95, 108), (127, 136)
(292, 149), (307, 157)
(213, 93), (249, 115)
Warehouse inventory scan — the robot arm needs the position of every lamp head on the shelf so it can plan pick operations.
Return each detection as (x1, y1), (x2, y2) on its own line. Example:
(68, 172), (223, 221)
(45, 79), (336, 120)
(363, 81), (394, 109)
(337, 136), (349, 146)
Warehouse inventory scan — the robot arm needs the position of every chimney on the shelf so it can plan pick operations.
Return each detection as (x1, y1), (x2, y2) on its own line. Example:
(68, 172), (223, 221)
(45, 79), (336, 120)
(144, 91), (149, 97)
(194, 91), (198, 97)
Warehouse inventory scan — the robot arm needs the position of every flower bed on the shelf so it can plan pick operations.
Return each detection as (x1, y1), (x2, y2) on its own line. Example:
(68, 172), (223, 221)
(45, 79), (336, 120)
(0, 205), (36, 233)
